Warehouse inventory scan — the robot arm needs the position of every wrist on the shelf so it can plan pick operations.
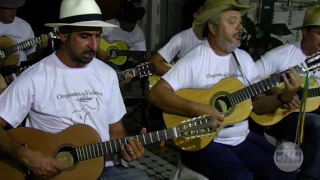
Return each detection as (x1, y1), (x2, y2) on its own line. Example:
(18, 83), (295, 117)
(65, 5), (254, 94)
(276, 93), (292, 104)
(17, 146), (29, 164)
(192, 102), (200, 116)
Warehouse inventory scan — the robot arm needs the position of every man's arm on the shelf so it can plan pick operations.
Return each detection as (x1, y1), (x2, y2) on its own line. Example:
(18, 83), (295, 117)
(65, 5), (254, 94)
(0, 118), (25, 161)
(252, 68), (302, 115)
(149, 53), (172, 76)
(148, 79), (198, 117)
(109, 120), (127, 140)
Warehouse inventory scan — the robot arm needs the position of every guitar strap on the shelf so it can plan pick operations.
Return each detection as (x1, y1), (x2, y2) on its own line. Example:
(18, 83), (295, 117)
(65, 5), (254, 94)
(232, 52), (251, 86)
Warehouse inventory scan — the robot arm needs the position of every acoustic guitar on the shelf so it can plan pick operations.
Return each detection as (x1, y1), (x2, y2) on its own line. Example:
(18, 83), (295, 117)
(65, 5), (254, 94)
(0, 29), (59, 66)
(162, 52), (320, 152)
(117, 62), (155, 82)
(0, 115), (216, 180)
(99, 39), (155, 66)
(250, 76), (320, 126)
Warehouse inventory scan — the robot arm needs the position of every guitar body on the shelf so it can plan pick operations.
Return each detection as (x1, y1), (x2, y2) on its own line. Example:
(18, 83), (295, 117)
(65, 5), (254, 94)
(163, 78), (252, 151)
(148, 62), (172, 89)
(0, 36), (19, 66)
(250, 77), (320, 126)
(99, 39), (128, 66)
(0, 124), (104, 180)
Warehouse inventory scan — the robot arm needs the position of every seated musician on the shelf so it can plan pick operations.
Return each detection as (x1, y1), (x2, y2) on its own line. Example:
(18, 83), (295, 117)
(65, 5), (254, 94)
(0, 0), (46, 66)
(149, 0), (206, 76)
(0, 0), (149, 179)
(97, 1), (146, 94)
(148, 0), (300, 179)
(254, 5), (320, 180)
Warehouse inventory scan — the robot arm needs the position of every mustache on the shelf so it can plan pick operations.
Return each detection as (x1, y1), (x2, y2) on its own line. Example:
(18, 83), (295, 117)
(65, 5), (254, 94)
(233, 32), (242, 37)
(83, 49), (95, 54)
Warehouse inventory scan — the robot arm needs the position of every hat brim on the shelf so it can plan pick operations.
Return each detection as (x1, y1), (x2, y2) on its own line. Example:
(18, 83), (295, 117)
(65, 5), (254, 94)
(291, 24), (320, 30)
(0, 0), (25, 8)
(193, 4), (253, 37)
(44, 21), (118, 28)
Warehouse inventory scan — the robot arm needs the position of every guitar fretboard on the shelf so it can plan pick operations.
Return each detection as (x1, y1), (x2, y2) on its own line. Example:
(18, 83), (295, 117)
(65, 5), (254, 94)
(117, 50), (155, 58)
(226, 65), (305, 106)
(308, 88), (320, 98)
(75, 129), (175, 161)
(117, 69), (135, 81)
(5, 37), (42, 54)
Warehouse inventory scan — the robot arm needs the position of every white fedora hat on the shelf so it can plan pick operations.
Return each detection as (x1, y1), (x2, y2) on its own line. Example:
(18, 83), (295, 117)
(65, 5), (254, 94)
(45, 0), (118, 28)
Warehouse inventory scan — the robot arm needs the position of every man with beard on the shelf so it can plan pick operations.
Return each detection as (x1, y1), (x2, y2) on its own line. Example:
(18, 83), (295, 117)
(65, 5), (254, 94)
(254, 5), (320, 180)
(0, 0), (149, 180)
(148, 0), (300, 179)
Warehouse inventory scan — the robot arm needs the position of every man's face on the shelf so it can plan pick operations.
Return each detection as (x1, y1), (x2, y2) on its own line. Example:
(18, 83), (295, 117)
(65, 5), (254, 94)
(62, 27), (102, 65)
(0, 8), (17, 24)
(303, 27), (320, 54)
(211, 10), (243, 52)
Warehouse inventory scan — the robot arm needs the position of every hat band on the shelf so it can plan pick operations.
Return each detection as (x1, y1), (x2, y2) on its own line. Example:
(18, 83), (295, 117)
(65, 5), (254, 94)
(59, 14), (103, 23)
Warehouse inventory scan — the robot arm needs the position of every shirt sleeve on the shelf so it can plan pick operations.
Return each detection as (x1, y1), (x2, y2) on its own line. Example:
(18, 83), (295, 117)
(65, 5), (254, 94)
(254, 48), (284, 78)
(0, 73), (34, 128)
(162, 52), (196, 91)
(107, 71), (127, 124)
(157, 34), (182, 63)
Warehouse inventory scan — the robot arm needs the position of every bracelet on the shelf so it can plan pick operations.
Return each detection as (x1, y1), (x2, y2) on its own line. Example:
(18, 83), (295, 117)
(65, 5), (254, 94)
(276, 94), (292, 104)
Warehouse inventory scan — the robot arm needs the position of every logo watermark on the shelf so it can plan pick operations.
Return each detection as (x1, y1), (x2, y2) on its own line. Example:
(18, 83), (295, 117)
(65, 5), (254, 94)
(274, 142), (304, 172)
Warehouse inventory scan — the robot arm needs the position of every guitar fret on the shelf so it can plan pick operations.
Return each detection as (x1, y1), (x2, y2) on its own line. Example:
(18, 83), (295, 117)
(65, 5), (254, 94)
(104, 142), (108, 154)
(142, 134), (146, 145)
(93, 144), (96, 158)
(109, 141), (113, 153)
(156, 131), (160, 141)
(149, 133), (153, 143)
(164, 130), (168, 140)
(113, 140), (117, 152)
(100, 143), (103, 155)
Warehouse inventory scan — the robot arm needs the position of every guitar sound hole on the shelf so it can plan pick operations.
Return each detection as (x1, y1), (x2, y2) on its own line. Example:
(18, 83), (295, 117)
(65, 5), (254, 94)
(109, 49), (118, 58)
(214, 96), (231, 114)
(55, 146), (77, 170)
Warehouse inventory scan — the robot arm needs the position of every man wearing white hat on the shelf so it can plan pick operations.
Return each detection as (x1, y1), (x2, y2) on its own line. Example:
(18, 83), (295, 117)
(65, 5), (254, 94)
(0, 0), (149, 179)
(0, 0), (38, 65)
(255, 5), (320, 180)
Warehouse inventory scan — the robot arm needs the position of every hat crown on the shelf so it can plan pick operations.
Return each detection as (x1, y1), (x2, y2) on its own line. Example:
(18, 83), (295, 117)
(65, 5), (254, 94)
(203, 0), (238, 10)
(59, 0), (102, 19)
(303, 5), (320, 26)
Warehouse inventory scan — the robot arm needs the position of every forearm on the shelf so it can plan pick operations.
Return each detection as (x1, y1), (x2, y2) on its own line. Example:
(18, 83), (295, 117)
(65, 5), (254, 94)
(252, 94), (283, 115)
(149, 87), (197, 117)
(0, 127), (24, 162)
(154, 62), (171, 76)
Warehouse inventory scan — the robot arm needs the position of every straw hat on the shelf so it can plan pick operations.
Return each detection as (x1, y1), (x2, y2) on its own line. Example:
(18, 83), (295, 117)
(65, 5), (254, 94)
(292, 5), (320, 30)
(0, 0), (25, 9)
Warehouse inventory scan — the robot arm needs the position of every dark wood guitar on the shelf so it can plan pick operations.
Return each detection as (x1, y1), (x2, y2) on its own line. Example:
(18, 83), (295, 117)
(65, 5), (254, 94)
(0, 115), (216, 180)
(117, 62), (155, 81)
(0, 29), (59, 66)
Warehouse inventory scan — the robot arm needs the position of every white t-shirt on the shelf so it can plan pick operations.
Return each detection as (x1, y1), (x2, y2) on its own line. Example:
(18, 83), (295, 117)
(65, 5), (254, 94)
(158, 27), (205, 64)
(162, 40), (261, 146)
(255, 41), (320, 84)
(0, 52), (126, 144)
(102, 19), (146, 51)
(0, 17), (36, 64)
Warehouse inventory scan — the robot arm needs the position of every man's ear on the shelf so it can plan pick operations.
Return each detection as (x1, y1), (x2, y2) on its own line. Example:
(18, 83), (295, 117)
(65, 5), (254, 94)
(208, 23), (216, 35)
(59, 33), (67, 41)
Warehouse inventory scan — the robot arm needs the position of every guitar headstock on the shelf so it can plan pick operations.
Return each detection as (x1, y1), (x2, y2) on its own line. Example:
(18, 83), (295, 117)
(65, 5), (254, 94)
(174, 115), (217, 139)
(303, 51), (320, 73)
(134, 62), (156, 78)
(46, 28), (60, 40)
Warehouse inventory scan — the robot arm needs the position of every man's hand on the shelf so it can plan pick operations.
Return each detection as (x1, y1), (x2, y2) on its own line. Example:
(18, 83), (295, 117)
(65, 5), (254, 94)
(0, 75), (7, 95)
(120, 128), (146, 161)
(281, 95), (300, 110)
(119, 72), (134, 87)
(194, 103), (224, 127)
(19, 147), (62, 179)
(279, 68), (301, 102)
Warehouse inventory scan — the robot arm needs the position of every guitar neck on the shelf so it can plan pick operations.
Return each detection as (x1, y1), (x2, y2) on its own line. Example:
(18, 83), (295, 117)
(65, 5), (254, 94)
(307, 87), (320, 98)
(118, 50), (155, 58)
(75, 128), (175, 162)
(5, 37), (42, 55)
(117, 69), (135, 81)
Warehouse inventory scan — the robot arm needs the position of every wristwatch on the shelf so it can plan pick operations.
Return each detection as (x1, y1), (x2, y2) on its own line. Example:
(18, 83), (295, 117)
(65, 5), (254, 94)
(276, 94), (292, 104)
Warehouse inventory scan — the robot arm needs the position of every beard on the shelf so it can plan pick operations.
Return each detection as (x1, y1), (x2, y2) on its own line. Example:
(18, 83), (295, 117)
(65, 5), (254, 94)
(216, 32), (241, 53)
(66, 44), (95, 65)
